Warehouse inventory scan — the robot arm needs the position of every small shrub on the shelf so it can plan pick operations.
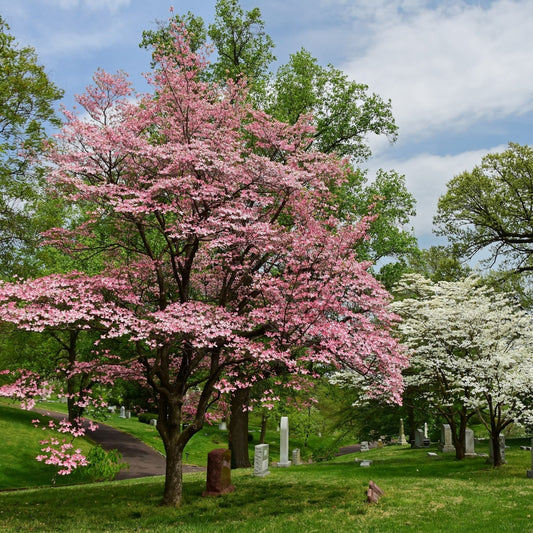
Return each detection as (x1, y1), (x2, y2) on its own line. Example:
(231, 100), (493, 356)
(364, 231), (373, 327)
(138, 413), (158, 424)
(311, 444), (337, 462)
(81, 445), (128, 482)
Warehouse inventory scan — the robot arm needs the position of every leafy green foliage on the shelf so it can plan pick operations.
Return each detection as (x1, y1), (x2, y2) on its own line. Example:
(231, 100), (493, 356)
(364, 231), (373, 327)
(435, 142), (533, 273)
(0, 16), (64, 279)
(269, 48), (398, 161)
(80, 445), (127, 482)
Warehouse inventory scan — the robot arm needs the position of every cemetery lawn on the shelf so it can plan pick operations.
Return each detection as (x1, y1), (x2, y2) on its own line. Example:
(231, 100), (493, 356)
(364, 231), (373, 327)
(1, 438), (533, 532)
(0, 403), (93, 489)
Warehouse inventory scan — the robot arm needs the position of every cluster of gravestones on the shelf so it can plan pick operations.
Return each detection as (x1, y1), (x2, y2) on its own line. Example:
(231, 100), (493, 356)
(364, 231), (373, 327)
(197, 417), (533, 498)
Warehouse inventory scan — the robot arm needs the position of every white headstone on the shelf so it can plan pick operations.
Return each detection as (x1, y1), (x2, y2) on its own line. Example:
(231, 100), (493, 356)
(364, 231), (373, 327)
(218, 421), (227, 431)
(119, 406), (126, 418)
(278, 416), (291, 467)
(254, 444), (270, 477)
(360, 441), (370, 452)
(399, 418), (408, 445)
(424, 422), (428, 439)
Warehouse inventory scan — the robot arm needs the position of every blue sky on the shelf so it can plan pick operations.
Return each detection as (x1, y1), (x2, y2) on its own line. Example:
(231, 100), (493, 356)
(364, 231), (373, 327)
(2, 0), (533, 252)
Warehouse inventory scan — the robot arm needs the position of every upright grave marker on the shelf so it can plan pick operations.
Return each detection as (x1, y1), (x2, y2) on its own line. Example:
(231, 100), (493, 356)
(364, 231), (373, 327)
(254, 444), (270, 477)
(465, 428), (476, 456)
(203, 449), (234, 496)
(399, 418), (408, 445)
(439, 424), (455, 453)
(278, 416), (291, 467)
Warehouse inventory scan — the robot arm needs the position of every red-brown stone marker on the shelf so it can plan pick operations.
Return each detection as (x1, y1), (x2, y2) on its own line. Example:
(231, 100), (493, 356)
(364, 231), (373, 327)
(202, 448), (235, 497)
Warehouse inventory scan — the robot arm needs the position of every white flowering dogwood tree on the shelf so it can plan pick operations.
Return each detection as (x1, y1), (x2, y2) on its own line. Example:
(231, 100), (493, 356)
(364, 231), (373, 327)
(391, 273), (533, 465)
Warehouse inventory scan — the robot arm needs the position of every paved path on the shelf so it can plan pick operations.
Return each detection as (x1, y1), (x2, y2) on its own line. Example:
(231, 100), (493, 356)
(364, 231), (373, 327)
(33, 409), (205, 479)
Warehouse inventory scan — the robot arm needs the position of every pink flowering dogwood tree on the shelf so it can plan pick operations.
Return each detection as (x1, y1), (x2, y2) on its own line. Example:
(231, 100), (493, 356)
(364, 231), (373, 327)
(0, 27), (407, 506)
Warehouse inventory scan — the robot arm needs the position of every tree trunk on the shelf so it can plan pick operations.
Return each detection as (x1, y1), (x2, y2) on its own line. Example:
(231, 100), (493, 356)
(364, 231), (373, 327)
(450, 417), (467, 460)
(259, 412), (268, 444)
(491, 432), (503, 467)
(407, 404), (416, 445)
(162, 439), (184, 506)
(228, 387), (251, 468)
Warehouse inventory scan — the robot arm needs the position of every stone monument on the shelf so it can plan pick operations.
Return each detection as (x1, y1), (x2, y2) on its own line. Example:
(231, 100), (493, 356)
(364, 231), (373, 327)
(278, 416), (291, 467)
(439, 424), (455, 453)
(399, 418), (408, 445)
(203, 448), (234, 496)
(254, 444), (270, 477)
(465, 428), (476, 456)
(292, 448), (301, 465)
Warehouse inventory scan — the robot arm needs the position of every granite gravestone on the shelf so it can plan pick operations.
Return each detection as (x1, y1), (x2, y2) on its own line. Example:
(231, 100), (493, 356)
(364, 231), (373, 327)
(439, 424), (455, 453)
(203, 449), (234, 496)
(254, 444), (270, 477)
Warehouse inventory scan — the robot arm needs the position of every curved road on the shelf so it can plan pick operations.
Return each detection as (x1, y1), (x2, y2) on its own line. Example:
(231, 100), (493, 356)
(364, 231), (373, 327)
(33, 409), (204, 479)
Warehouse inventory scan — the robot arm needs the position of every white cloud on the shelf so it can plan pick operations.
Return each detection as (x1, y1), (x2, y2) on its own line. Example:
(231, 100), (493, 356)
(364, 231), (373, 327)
(41, 24), (127, 56)
(343, 0), (533, 141)
(366, 144), (507, 240)
(43, 0), (131, 12)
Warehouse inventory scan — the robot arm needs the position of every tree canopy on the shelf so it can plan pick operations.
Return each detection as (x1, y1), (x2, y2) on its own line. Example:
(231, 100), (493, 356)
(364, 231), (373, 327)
(0, 16), (64, 278)
(0, 27), (408, 507)
(391, 273), (533, 465)
(435, 143), (533, 273)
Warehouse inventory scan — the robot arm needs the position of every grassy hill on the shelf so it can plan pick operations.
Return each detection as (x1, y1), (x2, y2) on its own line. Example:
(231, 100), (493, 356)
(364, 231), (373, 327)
(2, 401), (533, 532)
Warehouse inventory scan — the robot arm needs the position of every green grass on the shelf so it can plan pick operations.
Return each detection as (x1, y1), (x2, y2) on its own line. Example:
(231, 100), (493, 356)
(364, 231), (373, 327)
(3, 401), (533, 531)
(0, 403), (93, 489)
(1, 444), (533, 532)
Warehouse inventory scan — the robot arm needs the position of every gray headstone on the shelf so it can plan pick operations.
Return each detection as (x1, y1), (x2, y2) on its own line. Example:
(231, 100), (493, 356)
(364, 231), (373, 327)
(488, 434), (507, 464)
(414, 429), (424, 448)
(360, 441), (369, 452)
(292, 448), (301, 465)
(278, 416), (291, 467)
(414, 428), (430, 448)
(360, 460), (373, 467)
(254, 443), (270, 477)
(218, 421), (227, 431)
(465, 428), (475, 456)
(119, 406), (126, 418)
(439, 424), (455, 453)
(149, 418), (157, 426)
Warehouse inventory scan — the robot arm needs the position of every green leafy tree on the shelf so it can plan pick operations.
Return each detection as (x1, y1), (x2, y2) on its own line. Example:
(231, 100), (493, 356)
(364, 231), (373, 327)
(435, 143), (533, 273)
(268, 48), (397, 162)
(407, 245), (472, 282)
(208, 0), (275, 96)
(0, 16), (64, 279)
